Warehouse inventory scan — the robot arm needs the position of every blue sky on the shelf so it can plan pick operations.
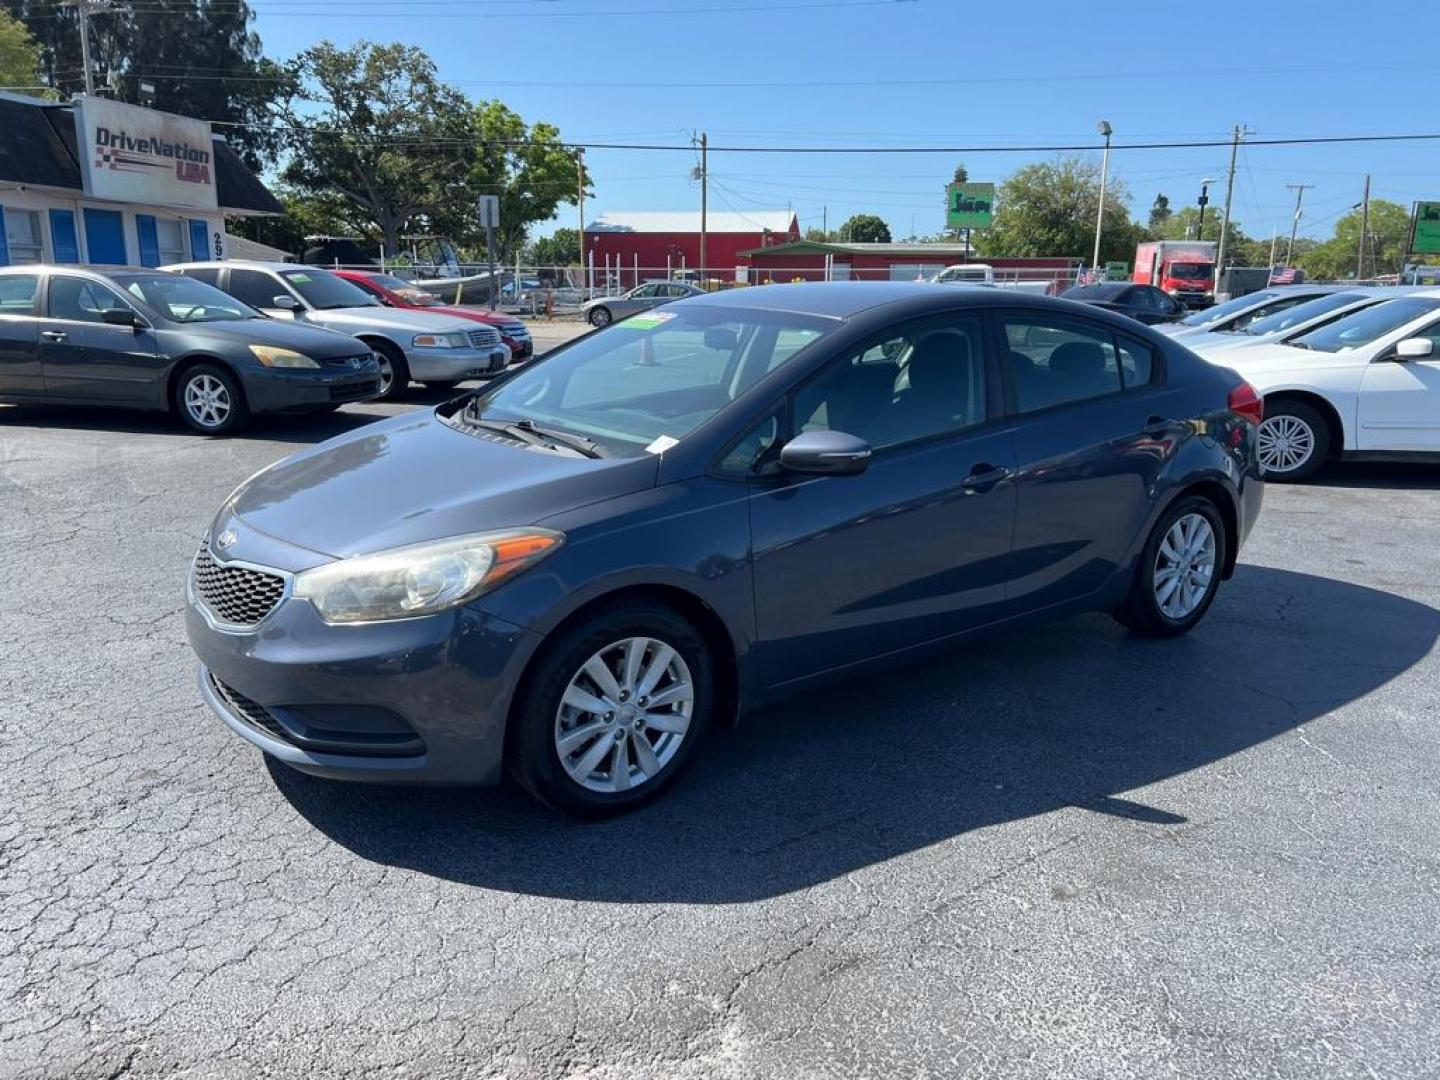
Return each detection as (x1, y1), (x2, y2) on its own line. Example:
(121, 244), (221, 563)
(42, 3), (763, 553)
(250, 0), (1437, 244)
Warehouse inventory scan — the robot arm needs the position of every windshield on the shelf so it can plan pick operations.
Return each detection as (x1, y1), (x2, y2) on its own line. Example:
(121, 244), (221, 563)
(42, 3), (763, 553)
(1292, 297), (1440, 353)
(1181, 291), (1281, 327)
(368, 273), (440, 305)
(1168, 263), (1212, 280)
(281, 269), (380, 310)
(1246, 292), (1366, 336)
(119, 274), (261, 323)
(463, 306), (838, 457)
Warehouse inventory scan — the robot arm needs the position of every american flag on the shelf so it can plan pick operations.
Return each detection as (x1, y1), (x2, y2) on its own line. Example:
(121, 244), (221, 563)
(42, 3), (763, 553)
(1269, 266), (1298, 285)
(1076, 265), (1101, 286)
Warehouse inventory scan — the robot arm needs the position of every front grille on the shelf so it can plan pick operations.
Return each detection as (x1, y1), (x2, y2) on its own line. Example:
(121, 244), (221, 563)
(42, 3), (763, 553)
(322, 354), (371, 369)
(501, 323), (528, 337)
(210, 675), (289, 742)
(329, 379), (379, 401)
(466, 326), (501, 348)
(192, 545), (286, 627)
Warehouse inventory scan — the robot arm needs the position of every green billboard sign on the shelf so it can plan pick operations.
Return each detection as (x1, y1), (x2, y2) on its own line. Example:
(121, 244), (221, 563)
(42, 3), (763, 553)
(1104, 261), (1130, 281)
(1412, 201), (1440, 255)
(946, 182), (994, 230)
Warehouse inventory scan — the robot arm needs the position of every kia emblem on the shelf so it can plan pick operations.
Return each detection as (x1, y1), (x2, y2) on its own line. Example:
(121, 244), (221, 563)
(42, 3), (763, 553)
(215, 530), (237, 551)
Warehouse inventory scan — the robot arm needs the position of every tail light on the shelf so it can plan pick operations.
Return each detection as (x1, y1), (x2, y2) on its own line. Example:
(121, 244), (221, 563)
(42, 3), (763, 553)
(1228, 381), (1264, 425)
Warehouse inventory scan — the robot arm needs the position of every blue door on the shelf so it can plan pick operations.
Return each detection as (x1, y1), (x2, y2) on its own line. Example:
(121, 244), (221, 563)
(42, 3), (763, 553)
(82, 208), (127, 265)
(49, 210), (80, 263)
(135, 214), (161, 267)
(189, 219), (210, 261)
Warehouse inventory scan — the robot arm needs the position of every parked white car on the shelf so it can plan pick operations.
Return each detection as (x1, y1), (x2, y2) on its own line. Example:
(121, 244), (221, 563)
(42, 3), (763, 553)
(1206, 291), (1440, 480)
(1156, 286), (1341, 339)
(1181, 288), (1414, 356)
(929, 264), (1052, 294)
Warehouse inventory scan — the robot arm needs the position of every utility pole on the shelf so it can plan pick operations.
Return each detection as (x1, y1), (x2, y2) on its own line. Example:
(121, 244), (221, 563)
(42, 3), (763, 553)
(821, 205), (827, 238)
(576, 147), (586, 293)
(1285, 183), (1314, 265)
(699, 132), (708, 285)
(63, 0), (110, 96)
(1215, 125), (1249, 292)
(1356, 174), (1371, 280)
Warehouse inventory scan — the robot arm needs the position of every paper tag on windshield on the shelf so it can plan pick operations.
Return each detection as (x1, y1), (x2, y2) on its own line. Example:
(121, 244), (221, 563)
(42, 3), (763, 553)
(645, 435), (680, 455)
(622, 312), (676, 329)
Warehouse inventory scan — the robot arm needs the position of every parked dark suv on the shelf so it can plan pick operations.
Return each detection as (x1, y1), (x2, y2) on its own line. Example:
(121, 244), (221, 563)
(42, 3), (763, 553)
(0, 266), (381, 434)
(187, 283), (1264, 815)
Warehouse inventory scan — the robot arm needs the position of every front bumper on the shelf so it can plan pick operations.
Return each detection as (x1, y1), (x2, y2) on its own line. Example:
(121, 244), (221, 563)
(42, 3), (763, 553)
(240, 362), (382, 413)
(405, 344), (511, 381)
(504, 334), (533, 360)
(187, 582), (543, 785)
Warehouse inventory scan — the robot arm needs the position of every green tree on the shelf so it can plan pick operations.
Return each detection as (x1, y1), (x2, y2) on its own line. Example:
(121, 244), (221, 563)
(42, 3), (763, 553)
(975, 155), (1142, 264)
(952, 162), (969, 184)
(839, 213), (891, 243)
(0, 8), (41, 91)
(276, 40), (474, 259)
(459, 101), (587, 262)
(803, 226), (836, 242)
(229, 187), (356, 259)
(1300, 199), (1413, 280)
(1148, 193), (1172, 231)
(524, 227), (581, 266)
(2, 0), (285, 168)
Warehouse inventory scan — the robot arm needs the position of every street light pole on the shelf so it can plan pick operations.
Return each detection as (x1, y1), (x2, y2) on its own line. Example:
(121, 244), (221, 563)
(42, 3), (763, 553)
(1092, 120), (1112, 271)
(1285, 183), (1313, 266)
(1196, 178), (1215, 241)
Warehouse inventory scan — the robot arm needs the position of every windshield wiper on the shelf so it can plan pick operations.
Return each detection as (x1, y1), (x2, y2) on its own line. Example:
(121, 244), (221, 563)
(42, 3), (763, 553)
(1284, 340), (1312, 350)
(460, 412), (603, 458)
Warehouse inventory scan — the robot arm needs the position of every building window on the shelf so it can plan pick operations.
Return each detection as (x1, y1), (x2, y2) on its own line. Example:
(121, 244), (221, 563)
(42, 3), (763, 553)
(154, 217), (187, 265)
(4, 208), (44, 264)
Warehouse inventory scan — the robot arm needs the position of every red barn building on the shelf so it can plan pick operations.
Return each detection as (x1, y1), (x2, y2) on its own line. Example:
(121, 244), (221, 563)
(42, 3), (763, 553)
(584, 210), (798, 285)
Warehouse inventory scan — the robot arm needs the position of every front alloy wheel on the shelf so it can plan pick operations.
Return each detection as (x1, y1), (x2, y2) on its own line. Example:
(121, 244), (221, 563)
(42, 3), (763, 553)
(175, 364), (248, 435)
(554, 637), (694, 794)
(588, 306), (612, 327)
(508, 603), (713, 816)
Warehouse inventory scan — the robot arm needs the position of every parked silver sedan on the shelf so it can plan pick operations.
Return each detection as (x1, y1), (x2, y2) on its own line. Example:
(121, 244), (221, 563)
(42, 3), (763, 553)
(582, 282), (704, 327)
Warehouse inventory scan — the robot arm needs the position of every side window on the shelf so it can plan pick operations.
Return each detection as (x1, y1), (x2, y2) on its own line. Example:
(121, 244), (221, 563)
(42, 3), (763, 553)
(1117, 337), (1156, 388)
(48, 277), (127, 324)
(226, 268), (285, 309)
(793, 316), (987, 450)
(0, 274), (39, 315)
(183, 267), (221, 287)
(631, 284), (657, 298)
(716, 409), (781, 477)
(1002, 315), (1123, 413)
(1130, 288), (1159, 312)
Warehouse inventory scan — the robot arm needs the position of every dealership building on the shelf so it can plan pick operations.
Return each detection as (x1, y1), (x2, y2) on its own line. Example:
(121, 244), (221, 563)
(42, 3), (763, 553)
(0, 93), (280, 268)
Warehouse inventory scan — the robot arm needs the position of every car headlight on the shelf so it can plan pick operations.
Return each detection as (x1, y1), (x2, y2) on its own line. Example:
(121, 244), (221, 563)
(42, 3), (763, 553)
(293, 529), (563, 624)
(412, 331), (470, 349)
(249, 345), (321, 369)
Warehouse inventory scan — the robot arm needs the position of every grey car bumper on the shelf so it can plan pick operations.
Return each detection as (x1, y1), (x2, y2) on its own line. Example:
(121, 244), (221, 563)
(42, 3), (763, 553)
(405, 344), (511, 381)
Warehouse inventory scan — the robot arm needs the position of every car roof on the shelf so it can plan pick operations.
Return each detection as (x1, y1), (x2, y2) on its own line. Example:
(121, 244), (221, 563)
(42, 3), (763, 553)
(683, 280), (1067, 319)
(1063, 283), (1130, 298)
(164, 260), (300, 272)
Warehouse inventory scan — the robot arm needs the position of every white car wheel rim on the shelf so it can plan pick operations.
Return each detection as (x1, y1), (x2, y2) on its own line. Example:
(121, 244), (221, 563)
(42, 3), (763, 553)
(184, 375), (231, 428)
(1153, 512), (1217, 620)
(1257, 414), (1315, 474)
(376, 354), (394, 394)
(554, 637), (694, 794)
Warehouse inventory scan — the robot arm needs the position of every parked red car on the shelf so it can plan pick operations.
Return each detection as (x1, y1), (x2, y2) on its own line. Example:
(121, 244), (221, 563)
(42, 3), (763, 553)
(333, 270), (533, 361)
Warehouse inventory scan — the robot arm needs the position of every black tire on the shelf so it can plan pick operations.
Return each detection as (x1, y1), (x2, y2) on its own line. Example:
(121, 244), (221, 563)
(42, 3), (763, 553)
(507, 603), (715, 817)
(368, 340), (410, 401)
(1113, 494), (1228, 638)
(588, 306), (612, 328)
(1256, 399), (1330, 482)
(174, 363), (249, 436)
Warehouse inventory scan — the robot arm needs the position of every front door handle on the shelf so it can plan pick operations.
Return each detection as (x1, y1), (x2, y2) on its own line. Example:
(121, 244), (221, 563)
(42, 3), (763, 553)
(41, 330), (67, 341)
(962, 463), (1012, 492)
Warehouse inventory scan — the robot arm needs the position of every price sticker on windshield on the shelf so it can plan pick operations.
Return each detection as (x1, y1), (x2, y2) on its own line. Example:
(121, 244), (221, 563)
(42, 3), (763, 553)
(620, 312), (676, 330)
(645, 435), (680, 455)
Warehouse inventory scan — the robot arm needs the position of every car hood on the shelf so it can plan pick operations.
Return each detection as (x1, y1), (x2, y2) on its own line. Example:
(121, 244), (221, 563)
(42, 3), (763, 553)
(306, 306), (483, 335)
(1204, 343), (1363, 380)
(177, 317), (363, 358)
(227, 410), (658, 558)
(417, 304), (519, 327)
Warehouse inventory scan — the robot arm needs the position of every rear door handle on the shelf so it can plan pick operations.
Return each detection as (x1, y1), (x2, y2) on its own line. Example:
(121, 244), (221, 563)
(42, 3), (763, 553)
(962, 463), (1012, 492)
(41, 330), (67, 341)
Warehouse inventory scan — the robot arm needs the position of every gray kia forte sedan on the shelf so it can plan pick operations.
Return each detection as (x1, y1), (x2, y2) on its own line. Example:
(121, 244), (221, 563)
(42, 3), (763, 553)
(187, 283), (1264, 815)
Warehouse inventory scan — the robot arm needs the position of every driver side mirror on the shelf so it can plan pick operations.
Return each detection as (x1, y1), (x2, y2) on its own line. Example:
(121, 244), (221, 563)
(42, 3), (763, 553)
(100, 308), (142, 329)
(778, 429), (872, 476)
(272, 294), (303, 312)
(1394, 337), (1434, 361)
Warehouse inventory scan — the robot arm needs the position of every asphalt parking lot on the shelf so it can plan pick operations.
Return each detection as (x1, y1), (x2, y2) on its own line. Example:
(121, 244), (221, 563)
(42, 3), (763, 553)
(2, 374), (1438, 1078)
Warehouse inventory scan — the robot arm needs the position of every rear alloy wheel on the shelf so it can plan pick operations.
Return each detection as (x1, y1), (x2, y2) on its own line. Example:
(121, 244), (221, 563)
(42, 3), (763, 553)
(369, 341), (410, 401)
(508, 604), (714, 816)
(588, 306), (612, 328)
(175, 364), (248, 435)
(1114, 495), (1227, 637)
(1256, 401), (1329, 482)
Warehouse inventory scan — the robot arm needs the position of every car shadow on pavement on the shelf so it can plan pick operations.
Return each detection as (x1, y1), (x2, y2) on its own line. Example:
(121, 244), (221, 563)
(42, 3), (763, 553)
(271, 565), (1439, 904)
(1313, 461), (1440, 491)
